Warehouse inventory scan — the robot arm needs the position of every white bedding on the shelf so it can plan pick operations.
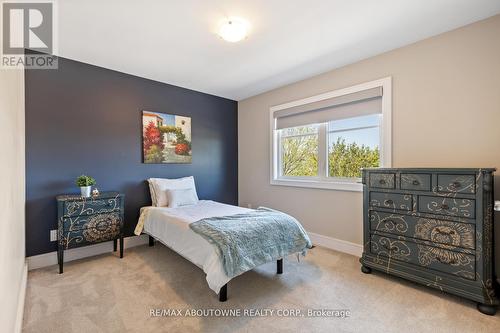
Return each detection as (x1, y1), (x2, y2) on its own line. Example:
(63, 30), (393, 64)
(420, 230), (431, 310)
(140, 200), (252, 294)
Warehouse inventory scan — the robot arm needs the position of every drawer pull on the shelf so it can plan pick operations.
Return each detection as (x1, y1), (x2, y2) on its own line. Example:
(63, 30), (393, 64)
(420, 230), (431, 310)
(382, 244), (399, 252)
(412, 180), (420, 185)
(435, 227), (455, 235)
(435, 256), (457, 265)
(440, 204), (449, 210)
(385, 219), (404, 227)
(452, 182), (462, 188)
(384, 199), (394, 205)
(379, 179), (386, 184)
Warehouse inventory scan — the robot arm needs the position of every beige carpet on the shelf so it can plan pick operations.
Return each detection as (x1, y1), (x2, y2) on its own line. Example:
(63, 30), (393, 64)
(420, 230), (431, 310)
(23, 245), (499, 333)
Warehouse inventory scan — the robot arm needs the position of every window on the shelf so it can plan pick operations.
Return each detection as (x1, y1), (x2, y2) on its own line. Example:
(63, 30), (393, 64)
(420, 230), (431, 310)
(328, 114), (380, 178)
(280, 125), (319, 177)
(270, 78), (391, 191)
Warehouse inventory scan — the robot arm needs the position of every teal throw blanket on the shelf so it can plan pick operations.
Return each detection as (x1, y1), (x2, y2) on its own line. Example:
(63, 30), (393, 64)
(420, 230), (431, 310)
(190, 207), (312, 278)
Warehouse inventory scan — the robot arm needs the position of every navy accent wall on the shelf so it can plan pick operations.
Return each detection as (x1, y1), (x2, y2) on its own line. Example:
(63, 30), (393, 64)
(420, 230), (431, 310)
(25, 56), (238, 256)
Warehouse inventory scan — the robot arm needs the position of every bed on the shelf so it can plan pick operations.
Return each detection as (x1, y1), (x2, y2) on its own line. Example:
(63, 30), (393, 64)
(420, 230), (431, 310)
(134, 177), (312, 301)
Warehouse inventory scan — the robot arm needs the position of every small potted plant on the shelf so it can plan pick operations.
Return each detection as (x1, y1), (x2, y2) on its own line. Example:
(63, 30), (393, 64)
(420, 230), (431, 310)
(76, 175), (96, 198)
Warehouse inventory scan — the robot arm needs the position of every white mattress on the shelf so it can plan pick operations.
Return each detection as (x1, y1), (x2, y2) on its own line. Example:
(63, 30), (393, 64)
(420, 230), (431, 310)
(141, 200), (252, 294)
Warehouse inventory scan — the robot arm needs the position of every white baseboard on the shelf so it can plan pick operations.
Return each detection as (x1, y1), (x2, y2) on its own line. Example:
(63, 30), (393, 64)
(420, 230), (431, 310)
(27, 235), (149, 270)
(27, 232), (360, 269)
(308, 231), (363, 257)
(15, 262), (27, 333)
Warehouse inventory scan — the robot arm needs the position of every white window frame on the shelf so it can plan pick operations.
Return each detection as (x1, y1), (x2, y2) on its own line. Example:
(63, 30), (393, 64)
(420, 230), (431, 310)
(270, 77), (392, 192)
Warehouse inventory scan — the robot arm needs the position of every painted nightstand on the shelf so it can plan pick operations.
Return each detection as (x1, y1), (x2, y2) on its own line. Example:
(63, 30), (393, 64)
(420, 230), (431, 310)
(56, 192), (125, 273)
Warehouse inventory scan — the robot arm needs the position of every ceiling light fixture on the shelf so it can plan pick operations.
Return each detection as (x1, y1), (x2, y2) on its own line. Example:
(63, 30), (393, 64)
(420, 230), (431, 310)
(218, 17), (249, 43)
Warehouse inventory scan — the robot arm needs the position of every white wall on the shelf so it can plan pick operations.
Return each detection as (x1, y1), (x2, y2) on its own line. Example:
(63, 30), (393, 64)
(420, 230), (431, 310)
(0, 68), (26, 332)
(238, 15), (500, 248)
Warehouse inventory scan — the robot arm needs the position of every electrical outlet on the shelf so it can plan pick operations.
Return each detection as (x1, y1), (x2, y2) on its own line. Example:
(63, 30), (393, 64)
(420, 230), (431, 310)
(50, 229), (58, 242)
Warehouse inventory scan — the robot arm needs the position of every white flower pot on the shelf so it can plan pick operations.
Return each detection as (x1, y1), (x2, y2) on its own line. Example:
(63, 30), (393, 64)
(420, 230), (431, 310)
(80, 186), (92, 198)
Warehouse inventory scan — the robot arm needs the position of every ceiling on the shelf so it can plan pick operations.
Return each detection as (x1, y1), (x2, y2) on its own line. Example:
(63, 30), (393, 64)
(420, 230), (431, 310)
(57, 0), (500, 100)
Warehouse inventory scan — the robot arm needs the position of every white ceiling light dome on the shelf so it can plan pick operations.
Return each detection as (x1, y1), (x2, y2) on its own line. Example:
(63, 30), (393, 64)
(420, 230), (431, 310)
(218, 17), (250, 43)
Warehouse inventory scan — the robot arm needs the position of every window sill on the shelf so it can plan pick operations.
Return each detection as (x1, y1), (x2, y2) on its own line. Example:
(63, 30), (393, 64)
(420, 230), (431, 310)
(270, 178), (363, 192)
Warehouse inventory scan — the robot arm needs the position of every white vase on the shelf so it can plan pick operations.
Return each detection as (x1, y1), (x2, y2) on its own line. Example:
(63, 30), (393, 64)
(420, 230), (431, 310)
(80, 186), (92, 198)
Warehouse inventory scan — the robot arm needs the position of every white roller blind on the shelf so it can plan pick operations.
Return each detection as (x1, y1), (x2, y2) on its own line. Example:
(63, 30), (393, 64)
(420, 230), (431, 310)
(274, 87), (382, 130)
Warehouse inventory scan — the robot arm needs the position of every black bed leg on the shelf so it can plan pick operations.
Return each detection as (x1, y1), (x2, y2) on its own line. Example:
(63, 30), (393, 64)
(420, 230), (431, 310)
(277, 258), (283, 274)
(219, 284), (227, 302)
(149, 236), (155, 247)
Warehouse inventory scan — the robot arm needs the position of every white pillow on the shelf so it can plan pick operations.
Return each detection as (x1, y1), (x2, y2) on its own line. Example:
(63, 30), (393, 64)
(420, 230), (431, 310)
(148, 176), (199, 207)
(166, 188), (199, 208)
(147, 179), (158, 206)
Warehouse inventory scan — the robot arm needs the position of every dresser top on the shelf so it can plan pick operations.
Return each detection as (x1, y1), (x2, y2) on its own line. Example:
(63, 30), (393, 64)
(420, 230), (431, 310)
(56, 191), (123, 202)
(362, 167), (496, 172)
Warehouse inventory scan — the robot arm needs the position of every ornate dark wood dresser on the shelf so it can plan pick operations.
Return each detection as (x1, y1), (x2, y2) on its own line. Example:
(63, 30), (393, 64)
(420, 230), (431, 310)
(360, 168), (498, 315)
(56, 192), (125, 273)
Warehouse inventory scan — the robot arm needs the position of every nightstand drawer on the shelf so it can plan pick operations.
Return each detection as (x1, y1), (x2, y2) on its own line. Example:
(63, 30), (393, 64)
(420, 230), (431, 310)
(369, 192), (412, 211)
(369, 211), (475, 250)
(418, 195), (475, 218)
(62, 222), (121, 249)
(370, 234), (475, 280)
(63, 197), (122, 217)
(62, 212), (122, 232)
(437, 174), (476, 194)
(369, 173), (395, 189)
(400, 173), (431, 191)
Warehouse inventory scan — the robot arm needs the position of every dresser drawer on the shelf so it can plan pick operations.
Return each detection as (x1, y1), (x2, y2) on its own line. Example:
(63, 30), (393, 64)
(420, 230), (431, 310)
(400, 173), (431, 191)
(418, 195), (475, 218)
(437, 174), (476, 194)
(61, 217), (121, 249)
(63, 197), (122, 217)
(369, 211), (475, 250)
(369, 192), (412, 211)
(62, 212), (122, 232)
(370, 234), (475, 280)
(369, 173), (395, 189)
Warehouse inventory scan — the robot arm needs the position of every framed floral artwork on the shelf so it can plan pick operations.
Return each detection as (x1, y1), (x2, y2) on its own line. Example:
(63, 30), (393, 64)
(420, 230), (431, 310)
(142, 111), (192, 163)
